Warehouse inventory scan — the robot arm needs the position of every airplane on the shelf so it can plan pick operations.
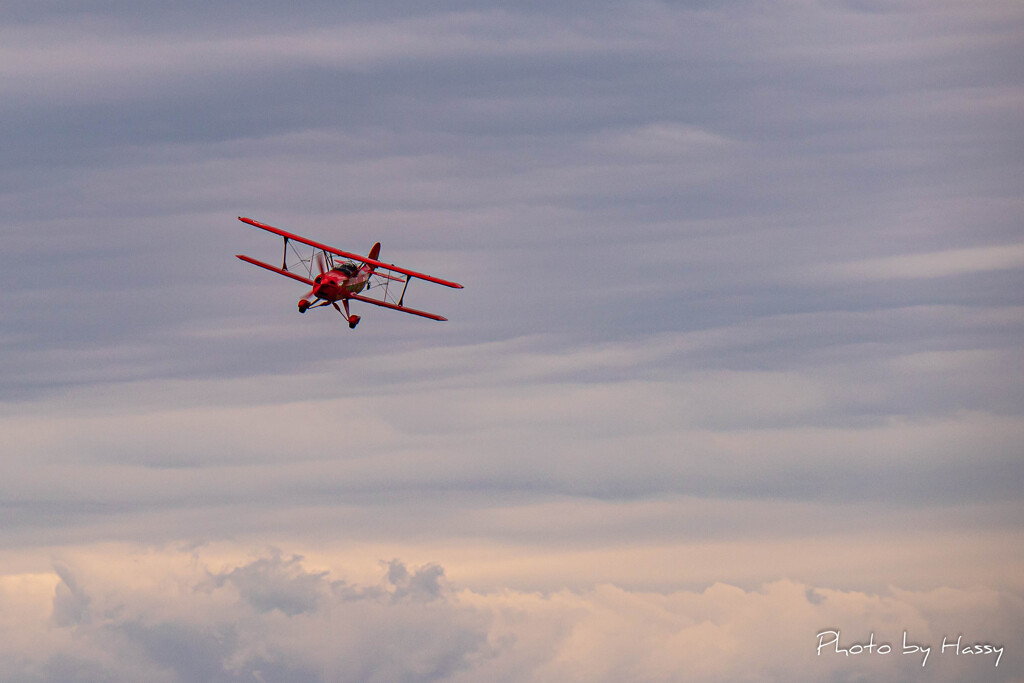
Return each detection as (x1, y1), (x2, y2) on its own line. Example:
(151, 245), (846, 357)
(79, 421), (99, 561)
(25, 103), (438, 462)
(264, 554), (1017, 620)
(235, 216), (463, 328)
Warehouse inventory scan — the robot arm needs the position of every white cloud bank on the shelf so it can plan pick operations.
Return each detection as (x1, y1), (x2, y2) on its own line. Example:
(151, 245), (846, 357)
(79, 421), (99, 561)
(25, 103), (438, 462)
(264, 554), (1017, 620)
(0, 546), (1018, 682)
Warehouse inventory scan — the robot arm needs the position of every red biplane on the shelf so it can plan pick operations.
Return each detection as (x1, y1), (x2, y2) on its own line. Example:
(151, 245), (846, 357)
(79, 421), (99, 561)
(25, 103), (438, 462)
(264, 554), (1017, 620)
(236, 216), (462, 328)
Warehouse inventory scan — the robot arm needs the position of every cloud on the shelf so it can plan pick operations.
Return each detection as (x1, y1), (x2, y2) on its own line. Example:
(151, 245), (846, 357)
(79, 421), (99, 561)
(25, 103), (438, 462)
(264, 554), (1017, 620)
(4, 551), (488, 683)
(0, 326), (1020, 562)
(0, 547), (1019, 682)
(211, 551), (334, 616)
(813, 243), (1024, 281)
(0, 7), (667, 110)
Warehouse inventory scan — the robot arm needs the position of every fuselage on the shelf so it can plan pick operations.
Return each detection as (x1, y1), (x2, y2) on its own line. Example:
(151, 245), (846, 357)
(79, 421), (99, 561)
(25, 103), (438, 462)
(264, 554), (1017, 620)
(311, 263), (372, 302)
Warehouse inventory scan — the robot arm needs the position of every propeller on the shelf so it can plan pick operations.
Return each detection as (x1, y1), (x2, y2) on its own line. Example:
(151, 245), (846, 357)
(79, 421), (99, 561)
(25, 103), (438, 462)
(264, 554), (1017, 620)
(302, 252), (328, 299)
(297, 252), (330, 314)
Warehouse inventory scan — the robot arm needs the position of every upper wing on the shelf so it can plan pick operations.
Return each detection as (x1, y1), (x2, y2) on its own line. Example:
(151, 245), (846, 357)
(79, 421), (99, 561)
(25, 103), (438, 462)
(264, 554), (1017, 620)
(238, 217), (463, 289)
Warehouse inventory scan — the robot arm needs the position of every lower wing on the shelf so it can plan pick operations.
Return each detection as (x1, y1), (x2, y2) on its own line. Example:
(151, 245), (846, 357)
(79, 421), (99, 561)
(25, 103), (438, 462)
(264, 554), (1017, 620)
(346, 293), (447, 321)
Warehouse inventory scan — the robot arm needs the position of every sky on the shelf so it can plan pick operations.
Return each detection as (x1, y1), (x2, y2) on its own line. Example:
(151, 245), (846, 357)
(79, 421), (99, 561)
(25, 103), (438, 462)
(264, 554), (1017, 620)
(1, 0), (1022, 681)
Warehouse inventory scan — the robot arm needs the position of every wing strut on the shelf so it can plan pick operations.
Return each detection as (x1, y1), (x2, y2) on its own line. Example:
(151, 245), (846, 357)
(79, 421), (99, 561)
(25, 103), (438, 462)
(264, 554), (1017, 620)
(282, 237), (289, 271)
(398, 276), (412, 307)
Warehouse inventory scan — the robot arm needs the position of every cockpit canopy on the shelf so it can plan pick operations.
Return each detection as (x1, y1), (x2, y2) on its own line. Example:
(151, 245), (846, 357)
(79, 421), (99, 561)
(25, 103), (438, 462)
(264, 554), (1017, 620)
(332, 262), (358, 276)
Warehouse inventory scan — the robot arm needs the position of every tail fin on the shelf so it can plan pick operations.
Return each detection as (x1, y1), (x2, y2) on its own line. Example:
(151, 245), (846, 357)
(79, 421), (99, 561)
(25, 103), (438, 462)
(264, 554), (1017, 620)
(368, 242), (381, 261)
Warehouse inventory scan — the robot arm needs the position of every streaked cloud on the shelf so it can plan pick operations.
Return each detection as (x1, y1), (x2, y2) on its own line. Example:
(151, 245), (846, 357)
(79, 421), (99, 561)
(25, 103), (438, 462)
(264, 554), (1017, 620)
(815, 243), (1024, 281)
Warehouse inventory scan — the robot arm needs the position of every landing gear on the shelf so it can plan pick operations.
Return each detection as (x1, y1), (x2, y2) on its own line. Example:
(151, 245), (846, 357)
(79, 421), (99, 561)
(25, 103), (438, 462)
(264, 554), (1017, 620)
(298, 299), (310, 313)
(334, 299), (361, 329)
